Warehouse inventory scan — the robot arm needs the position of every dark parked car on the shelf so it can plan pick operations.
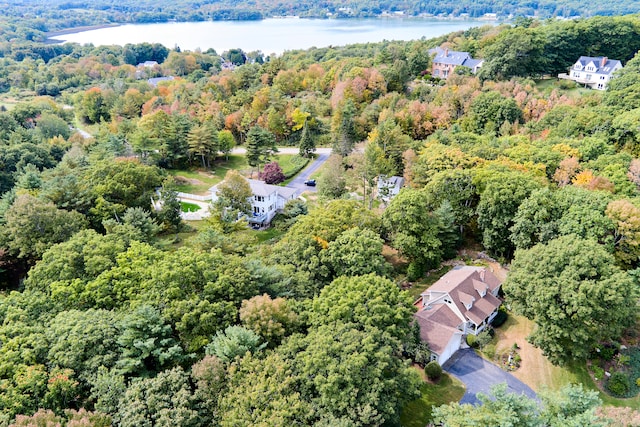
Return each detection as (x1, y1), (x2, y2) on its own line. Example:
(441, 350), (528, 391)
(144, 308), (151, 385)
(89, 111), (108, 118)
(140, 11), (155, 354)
(304, 179), (316, 186)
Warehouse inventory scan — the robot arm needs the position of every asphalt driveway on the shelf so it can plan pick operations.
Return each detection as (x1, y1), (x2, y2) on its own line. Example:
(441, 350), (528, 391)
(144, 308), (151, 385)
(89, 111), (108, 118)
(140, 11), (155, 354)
(286, 151), (330, 193)
(443, 348), (537, 405)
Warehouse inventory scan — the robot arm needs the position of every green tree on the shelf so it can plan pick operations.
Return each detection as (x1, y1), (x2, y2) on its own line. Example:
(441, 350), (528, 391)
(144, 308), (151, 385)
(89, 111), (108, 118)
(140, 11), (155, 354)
(476, 172), (542, 258)
(283, 322), (421, 426)
(116, 305), (185, 376)
(218, 352), (311, 427)
(116, 367), (203, 427)
(188, 122), (219, 168)
(322, 227), (390, 278)
(240, 294), (298, 348)
(382, 188), (444, 278)
(309, 273), (414, 341)
(504, 235), (636, 365)
(218, 130), (236, 161)
(464, 91), (524, 135)
(24, 229), (128, 294)
(245, 126), (277, 175)
(298, 120), (316, 158)
(478, 27), (548, 80)
(45, 309), (120, 383)
(205, 326), (265, 363)
(1, 194), (87, 261)
(317, 154), (346, 199)
(157, 178), (183, 233)
(213, 170), (252, 219)
(433, 383), (603, 426)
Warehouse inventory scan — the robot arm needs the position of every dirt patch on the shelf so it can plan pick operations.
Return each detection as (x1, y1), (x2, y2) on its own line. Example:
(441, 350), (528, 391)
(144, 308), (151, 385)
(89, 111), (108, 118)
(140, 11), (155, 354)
(493, 315), (567, 391)
(383, 244), (406, 269)
(197, 171), (216, 179)
(174, 176), (206, 186)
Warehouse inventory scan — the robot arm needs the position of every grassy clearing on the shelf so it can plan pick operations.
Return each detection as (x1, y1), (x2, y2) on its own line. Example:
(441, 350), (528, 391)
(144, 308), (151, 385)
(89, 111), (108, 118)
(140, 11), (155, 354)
(400, 368), (465, 427)
(253, 227), (286, 243)
(171, 154), (306, 194)
(492, 313), (640, 409)
(534, 78), (593, 98)
(277, 154), (307, 176)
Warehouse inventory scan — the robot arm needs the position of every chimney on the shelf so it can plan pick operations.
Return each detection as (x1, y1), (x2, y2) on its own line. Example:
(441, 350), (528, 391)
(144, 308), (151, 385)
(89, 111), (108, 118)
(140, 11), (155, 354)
(601, 57), (608, 67)
(444, 48), (449, 57)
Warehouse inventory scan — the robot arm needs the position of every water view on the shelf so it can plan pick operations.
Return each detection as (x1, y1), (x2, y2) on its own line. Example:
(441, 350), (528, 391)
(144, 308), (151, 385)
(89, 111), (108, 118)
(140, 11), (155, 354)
(52, 18), (493, 54)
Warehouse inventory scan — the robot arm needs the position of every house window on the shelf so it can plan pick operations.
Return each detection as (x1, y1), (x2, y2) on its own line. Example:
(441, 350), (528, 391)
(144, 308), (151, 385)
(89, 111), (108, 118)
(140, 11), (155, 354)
(600, 75), (606, 80)
(253, 206), (259, 214)
(586, 74), (592, 80)
(573, 72), (580, 78)
(598, 84), (604, 89)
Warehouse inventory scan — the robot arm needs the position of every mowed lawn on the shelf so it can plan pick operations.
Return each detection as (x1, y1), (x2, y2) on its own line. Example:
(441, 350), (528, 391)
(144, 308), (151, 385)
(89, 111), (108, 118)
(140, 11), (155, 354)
(170, 154), (301, 195)
(494, 314), (640, 409)
(400, 367), (465, 427)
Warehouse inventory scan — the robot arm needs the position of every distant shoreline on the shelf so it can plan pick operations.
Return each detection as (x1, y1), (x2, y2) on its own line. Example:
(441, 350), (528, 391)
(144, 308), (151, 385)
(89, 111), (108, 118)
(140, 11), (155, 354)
(45, 23), (121, 43)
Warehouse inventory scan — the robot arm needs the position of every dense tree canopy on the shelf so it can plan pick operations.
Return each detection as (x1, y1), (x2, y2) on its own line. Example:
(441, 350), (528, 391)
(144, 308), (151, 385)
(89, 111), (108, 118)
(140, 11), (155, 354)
(504, 235), (637, 364)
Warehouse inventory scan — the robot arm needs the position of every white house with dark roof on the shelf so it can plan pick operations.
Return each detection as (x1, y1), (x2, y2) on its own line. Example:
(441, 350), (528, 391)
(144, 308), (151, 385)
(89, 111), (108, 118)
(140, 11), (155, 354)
(563, 56), (623, 90)
(377, 175), (404, 201)
(429, 47), (484, 78)
(414, 266), (502, 365)
(209, 179), (298, 226)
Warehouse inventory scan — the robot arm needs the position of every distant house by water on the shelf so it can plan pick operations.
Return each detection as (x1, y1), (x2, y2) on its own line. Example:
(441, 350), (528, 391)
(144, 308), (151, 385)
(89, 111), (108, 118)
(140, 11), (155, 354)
(137, 61), (159, 68)
(559, 56), (623, 90)
(147, 76), (175, 87)
(429, 46), (484, 78)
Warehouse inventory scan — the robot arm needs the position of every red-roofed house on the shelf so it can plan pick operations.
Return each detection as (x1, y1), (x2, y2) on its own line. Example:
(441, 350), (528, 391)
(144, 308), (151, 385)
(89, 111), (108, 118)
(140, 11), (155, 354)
(414, 266), (502, 364)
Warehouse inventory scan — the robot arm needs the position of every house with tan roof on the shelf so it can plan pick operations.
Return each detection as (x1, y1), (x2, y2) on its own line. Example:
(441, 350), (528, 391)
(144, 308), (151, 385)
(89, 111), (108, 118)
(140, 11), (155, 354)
(414, 266), (502, 364)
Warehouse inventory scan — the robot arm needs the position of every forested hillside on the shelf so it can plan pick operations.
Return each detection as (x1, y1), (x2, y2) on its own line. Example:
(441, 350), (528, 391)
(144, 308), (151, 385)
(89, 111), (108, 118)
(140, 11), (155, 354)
(0, 11), (640, 426)
(1, 0), (640, 44)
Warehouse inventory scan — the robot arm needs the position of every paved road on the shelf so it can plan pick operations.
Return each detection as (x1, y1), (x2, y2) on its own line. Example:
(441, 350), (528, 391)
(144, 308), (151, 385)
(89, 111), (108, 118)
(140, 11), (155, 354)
(443, 348), (537, 405)
(286, 152), (331, 194)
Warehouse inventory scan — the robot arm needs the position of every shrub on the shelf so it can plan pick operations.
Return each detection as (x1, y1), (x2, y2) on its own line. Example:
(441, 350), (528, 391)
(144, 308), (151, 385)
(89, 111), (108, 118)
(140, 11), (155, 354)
(425, 361), (442, 381)
(600, 344), (619, 361)
(476, 330), (493, 349)
(466, 334), (478, 348)
(592, 366), (605, 380)
(607, 372), (631, 396)
(492, 310), (508, 327)
(406, 262), (424, 282)
(260, 162), (285, 184)
(484, 344), (496, 359)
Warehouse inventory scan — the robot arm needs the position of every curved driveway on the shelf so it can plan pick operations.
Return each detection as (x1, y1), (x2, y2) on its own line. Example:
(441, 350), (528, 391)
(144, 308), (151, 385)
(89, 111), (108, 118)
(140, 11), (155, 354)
(443, 348), (538, 405)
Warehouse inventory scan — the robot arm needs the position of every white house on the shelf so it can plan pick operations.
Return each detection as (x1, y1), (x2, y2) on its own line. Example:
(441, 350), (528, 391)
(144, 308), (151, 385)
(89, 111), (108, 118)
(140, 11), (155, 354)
(414, 266), (502, 365)
(377, 175), (404, 201)
(562, 56), (623, 90)
(209, 179), (298, 226)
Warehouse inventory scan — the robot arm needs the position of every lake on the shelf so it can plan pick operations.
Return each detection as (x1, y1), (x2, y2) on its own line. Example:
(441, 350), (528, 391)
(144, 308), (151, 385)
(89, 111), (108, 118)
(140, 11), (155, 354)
(51, 18), (493, 55)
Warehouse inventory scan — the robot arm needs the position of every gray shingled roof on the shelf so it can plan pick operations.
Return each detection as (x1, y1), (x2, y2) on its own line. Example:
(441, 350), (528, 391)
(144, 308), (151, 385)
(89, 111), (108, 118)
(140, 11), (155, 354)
(574, 56), (622, 76)
(429, 47), (483, 69)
